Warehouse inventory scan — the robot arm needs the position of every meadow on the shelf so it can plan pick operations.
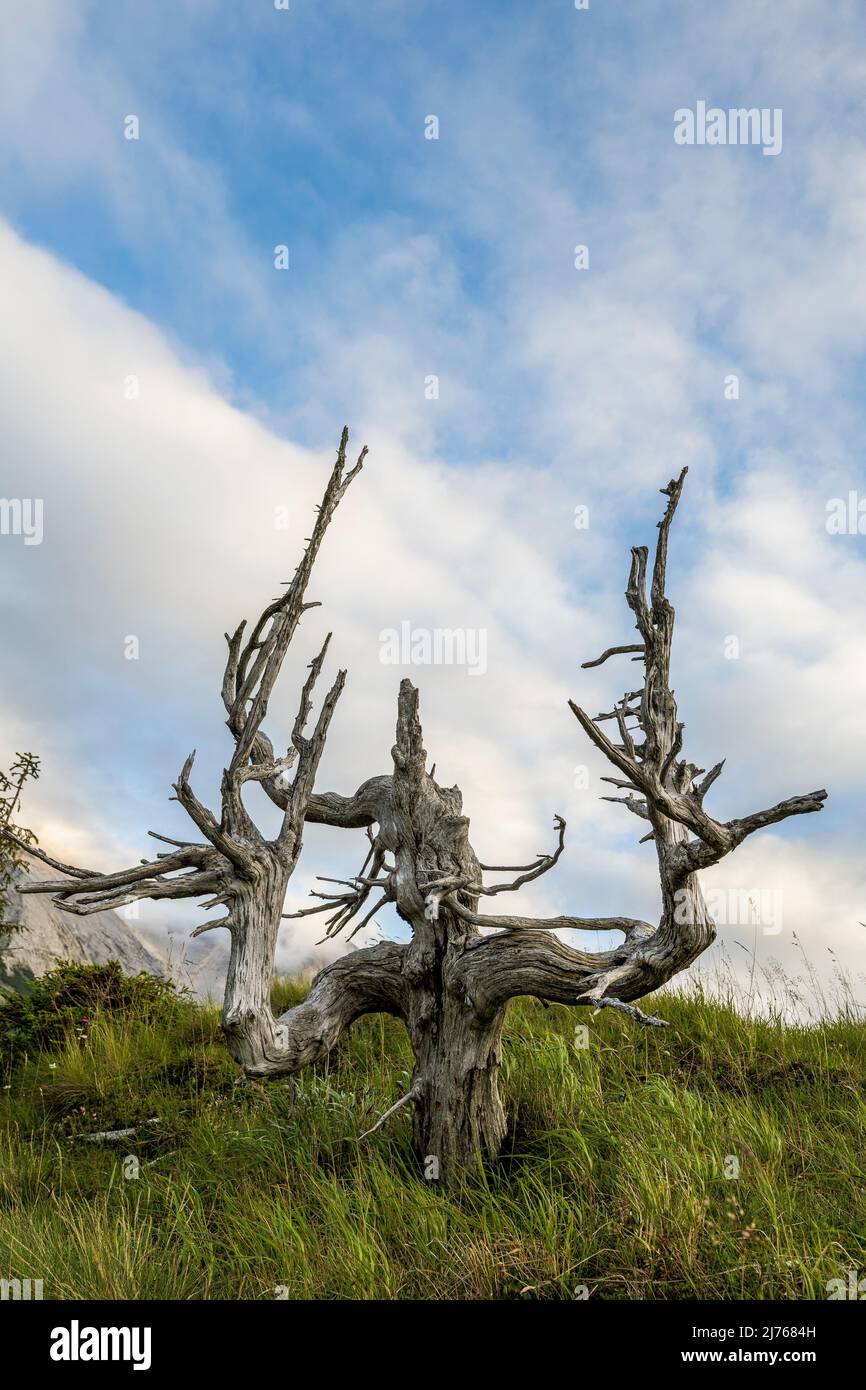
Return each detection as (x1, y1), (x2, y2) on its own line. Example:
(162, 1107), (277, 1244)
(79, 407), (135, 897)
(0, 959), (863, 1300)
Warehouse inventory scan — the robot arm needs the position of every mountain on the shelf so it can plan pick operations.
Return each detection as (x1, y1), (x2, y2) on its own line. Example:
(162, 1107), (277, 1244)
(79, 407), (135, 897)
(0, 855), (175, 994)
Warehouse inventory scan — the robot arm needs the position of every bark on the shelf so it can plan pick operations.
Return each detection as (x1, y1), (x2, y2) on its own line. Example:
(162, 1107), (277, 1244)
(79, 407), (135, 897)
(389, 680), (507, 1176)
(408, 995), (507, 1178)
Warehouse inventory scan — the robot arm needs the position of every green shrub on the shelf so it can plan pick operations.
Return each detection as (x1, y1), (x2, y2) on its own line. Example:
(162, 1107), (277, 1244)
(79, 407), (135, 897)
(0, 959), (181, 1074)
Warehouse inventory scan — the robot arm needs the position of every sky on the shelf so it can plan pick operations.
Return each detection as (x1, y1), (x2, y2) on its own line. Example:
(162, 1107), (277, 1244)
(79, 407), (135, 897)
(1, 0), (864, 1014)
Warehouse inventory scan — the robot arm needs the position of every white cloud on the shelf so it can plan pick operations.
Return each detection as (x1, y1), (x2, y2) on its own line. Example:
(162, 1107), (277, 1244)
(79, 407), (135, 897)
(2, 0), (865, 1012)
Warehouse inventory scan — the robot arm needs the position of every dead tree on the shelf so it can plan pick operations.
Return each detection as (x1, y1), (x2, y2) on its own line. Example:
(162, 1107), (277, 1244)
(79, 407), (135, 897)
(7, 435), (827, 1182)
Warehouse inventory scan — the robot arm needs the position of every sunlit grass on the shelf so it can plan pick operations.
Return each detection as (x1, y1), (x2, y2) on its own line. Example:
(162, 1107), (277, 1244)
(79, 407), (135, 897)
(0, 973), (863, 1299)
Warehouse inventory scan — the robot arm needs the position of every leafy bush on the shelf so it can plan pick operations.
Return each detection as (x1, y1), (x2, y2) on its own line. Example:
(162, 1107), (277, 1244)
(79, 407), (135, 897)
(0, 959), (181, 1074)
(0, 749), (41, 933)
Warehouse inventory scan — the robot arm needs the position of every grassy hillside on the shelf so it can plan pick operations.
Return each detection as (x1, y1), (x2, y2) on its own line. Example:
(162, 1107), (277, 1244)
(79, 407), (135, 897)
(0, 966), (863, 1300)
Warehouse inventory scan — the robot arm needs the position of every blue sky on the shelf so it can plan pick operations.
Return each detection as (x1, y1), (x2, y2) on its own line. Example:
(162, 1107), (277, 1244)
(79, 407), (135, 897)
(9, 0), (858, 462)
(1, 1), (865, 1005)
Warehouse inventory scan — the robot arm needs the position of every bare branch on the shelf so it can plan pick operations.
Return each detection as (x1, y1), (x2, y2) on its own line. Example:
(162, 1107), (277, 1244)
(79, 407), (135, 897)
(221, 428), (366, 815)
(581, 644), (644, 670)
(358, 1082), (422, 1140)
(228, 941), (408, 1078)
(172, 750), (255, 871)
(600, 794), (649, 821)
(2, 830), (98, 880)
(659, 721), (684, 786)
(680, 787), (828, 872)
(569, 699), (645, 787)
(575, 992), (669, 1028)
(730, 788), (828, 836)
(651, 468), (688, 614)
(446, 898), (654, 936)
(694, 759), (725, 802)
(426, 815), (566, 899)
(190, 915), (234, 939)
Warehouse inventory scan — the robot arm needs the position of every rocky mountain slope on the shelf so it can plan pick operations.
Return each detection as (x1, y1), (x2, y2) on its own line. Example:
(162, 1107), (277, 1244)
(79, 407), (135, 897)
(0, 856), (175, 993)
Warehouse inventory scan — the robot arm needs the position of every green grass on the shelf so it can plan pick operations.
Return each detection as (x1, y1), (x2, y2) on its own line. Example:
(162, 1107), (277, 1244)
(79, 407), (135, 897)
(0, 973), (864, 1300)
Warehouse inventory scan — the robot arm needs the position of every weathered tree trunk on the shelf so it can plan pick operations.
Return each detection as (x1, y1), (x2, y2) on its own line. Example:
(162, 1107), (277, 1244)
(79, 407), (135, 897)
(373, 678), (507, 1175)
(407, 992), (507, 1178)
(221, 866), (289, 1072)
